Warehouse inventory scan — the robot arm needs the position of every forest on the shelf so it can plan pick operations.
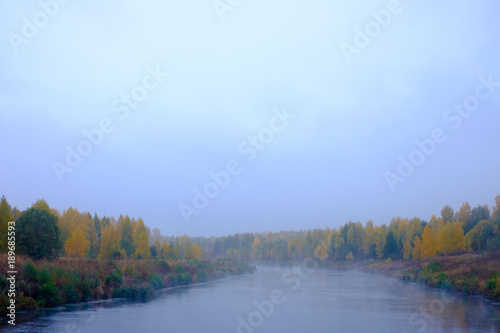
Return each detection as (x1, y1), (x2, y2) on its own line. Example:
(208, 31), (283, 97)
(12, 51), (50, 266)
(0, 195), (499, 263)
(0, 194), (499, 311)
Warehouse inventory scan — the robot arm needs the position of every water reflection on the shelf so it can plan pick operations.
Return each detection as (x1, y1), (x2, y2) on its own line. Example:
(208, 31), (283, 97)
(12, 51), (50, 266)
(2, 268), (500, 333)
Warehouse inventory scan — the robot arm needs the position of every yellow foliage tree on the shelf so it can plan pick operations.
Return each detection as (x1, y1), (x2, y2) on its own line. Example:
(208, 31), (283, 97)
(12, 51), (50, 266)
(154, 239), (161, 252)
(99, 223), (120, 259)
(403, 218), (422, 260)
(191, 243), (204, 260)
(133, 218), (151, 259)
(428, 214), (439, 230)
(449, 221), (466, 254)
(362, 220), (375, 255)
(314, 242), (329, 261)
(252, 237), (261, 249)
(251, 237), (264, 259)
(161, 241), (172, 258)
(374, 225), (387, 258)
(412, 236), (422, 261)
(32, 199), (51, 213)
(420, 226), (437, 258)
(65, 228), (90, 257)
(436, 222), (452, 255)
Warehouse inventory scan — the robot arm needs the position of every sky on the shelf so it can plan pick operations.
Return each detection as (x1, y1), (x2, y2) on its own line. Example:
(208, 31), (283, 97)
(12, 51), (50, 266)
(1, 0), (499, 237)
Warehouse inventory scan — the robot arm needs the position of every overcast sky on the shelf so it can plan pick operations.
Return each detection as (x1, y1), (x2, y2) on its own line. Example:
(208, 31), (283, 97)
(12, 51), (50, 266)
(1, 0), (499, 237)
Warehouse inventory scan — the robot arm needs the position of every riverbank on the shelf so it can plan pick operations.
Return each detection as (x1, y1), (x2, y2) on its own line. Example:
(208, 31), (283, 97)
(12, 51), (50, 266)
(0, 254), (256, 314)
(326, 252), (500, 302)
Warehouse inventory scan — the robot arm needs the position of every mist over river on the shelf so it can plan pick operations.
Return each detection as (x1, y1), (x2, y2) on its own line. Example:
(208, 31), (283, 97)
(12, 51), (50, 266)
(4, 266), (500, 332)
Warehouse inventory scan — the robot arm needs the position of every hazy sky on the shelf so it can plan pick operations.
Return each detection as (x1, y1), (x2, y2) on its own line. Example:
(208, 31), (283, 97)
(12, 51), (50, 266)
(1, 0), (499, 237)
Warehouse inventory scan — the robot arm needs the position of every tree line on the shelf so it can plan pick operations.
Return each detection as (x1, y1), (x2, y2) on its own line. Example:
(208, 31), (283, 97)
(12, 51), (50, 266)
(0, 195), (499, 263)
(201, 195), (500, 262)
(0, 197), (203, 261)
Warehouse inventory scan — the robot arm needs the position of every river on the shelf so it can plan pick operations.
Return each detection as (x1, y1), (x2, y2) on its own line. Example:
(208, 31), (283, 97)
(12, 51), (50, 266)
(4, 264), (500, 332)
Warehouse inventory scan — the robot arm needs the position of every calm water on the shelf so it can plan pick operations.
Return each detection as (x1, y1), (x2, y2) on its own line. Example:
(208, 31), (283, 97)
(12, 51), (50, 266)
(4, 265), (500, 332)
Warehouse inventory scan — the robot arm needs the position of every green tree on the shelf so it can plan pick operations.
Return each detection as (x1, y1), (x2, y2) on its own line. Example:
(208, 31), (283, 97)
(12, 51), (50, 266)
(17, 208), (62, 260)
(467, 205), (491, 233)
(161, 241), (172, 259)
(456, 201), (471, 228)
(403, 218), (422, 259)
(120, 239), (136, 256)
(383, 231), (399, 259)
(150, 245), (158, 258)
(374, 225), (387, 258)
(93, 213), (101, 254)
(183, 239), (193, 259)
(492, 195), (500, 222)
(0, 196), (13, 252)
(173, 244), (181, 259)
(440, 205), (454, 223)
(10, 207), (21, 221)
(362, 220), (375, 255)
(466, 220), (495, 252)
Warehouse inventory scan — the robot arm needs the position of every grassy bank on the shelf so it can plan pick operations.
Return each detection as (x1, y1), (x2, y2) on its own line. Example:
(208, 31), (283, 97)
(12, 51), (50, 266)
(326, 252), (500, 301)
(0, 254), (256, 314)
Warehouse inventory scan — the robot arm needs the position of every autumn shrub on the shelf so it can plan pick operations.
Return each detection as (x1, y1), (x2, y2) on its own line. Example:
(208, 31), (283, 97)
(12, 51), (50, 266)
(138, 286), (153, 299)
(436, 272), (449, 289)
(63, 283), (79, 303)
(18, 292), (37, 310)
(19, 278), (40, 300)
(197, 271), (208, 283)
(174, 265), (186, 274)
(23, 261), (39, 283)
(148, 274), (163, 290)
(39, 283), (60, 307)
(427, 261), (442, 273)
(113, 285), (152, 300)
(105, 268), (123, 286)
(486, 274), (500, 299)
(85, 273), (100, 289)
(38, 268), (52, 285)
(122, 265), (137, 276)
(77, 281), (92, 301)
(188, 259), (200, 267)
(486, 273), (499, 289)
(112, 286), (137, 299)
(460, 275), (479, 293)
(174, 272), (192, 286)
(158, 260), (170, 272)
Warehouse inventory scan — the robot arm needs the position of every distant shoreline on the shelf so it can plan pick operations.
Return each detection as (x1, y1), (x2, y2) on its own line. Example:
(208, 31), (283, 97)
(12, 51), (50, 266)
(254, 252), (500, 303)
